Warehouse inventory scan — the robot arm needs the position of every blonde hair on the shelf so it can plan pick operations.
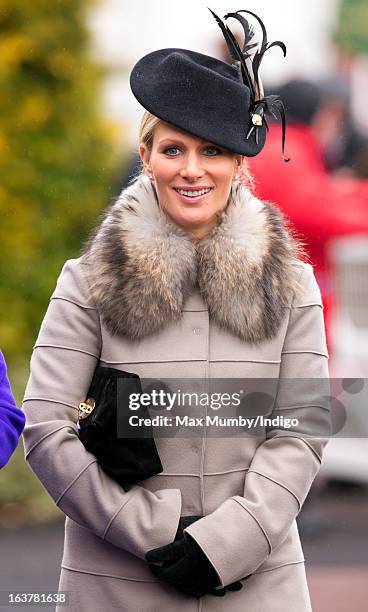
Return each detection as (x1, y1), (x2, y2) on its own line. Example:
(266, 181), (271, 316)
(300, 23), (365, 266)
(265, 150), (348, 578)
(138, 110), (254, 189)
(139, 111), (162, 152)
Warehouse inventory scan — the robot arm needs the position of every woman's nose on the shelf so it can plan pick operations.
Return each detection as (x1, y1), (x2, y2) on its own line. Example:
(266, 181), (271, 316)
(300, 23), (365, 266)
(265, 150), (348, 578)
(179, 154), (205, 180)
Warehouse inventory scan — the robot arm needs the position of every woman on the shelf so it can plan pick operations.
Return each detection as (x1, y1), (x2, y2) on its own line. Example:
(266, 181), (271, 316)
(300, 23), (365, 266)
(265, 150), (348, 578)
(22, 8), (330, 612)
(0, 350), (25, 468)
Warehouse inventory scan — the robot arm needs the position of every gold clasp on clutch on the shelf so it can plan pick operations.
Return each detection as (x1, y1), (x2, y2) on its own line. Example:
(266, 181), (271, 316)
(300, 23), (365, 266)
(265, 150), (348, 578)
(78, 397), (96, 420)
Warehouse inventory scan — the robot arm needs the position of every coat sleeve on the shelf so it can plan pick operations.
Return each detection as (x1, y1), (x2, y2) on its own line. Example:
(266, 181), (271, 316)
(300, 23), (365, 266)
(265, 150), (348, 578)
(185, 262), (330, 587)
(0, 351), (26, 468)
(22, 258), (181, 559)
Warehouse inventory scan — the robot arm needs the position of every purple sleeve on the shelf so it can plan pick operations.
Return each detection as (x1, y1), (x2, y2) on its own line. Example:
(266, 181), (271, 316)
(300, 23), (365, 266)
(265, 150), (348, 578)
(0, 351), (26, 468)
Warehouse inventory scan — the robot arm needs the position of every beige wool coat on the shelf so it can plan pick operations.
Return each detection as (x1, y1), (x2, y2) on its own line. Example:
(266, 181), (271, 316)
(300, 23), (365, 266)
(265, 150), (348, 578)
(23, 176), (330, 612)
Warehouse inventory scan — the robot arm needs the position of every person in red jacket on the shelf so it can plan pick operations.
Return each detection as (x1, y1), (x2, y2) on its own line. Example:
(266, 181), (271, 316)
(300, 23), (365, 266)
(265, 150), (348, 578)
(248, 79), (368, 347)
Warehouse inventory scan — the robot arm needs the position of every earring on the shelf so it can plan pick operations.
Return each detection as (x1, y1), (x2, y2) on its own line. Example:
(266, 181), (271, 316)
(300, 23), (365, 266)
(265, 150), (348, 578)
(146, 168), (154, 181)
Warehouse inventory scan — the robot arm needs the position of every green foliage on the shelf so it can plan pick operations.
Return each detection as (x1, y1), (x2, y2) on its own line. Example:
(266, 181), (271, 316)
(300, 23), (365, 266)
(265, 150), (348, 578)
(335, 0), (368, 55)
(0, 0), (121, 363)
(0, 0), (125, 522)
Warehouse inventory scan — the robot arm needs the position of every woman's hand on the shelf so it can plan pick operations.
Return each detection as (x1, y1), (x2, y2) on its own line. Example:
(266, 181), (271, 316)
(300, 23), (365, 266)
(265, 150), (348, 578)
(146, 534), (243, 598)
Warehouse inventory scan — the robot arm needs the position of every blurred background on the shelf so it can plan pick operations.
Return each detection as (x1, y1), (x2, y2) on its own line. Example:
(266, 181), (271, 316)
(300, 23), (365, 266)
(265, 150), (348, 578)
(1, 0), (368, 610)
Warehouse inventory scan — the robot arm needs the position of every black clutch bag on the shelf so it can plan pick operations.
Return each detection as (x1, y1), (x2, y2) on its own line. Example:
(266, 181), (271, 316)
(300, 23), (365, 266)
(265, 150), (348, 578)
(77, 366), (163, 490)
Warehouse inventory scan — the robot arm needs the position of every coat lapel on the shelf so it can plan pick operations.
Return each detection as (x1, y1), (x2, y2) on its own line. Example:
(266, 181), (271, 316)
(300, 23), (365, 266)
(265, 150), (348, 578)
(84, 175), (302, 342)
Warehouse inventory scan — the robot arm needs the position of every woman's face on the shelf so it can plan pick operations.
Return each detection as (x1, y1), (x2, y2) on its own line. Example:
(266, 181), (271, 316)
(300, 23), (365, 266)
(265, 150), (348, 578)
(140, 122), (242, 238)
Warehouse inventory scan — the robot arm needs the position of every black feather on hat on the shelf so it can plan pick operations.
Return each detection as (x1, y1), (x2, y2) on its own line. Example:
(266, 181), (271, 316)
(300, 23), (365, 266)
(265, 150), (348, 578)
(130, 7), (289, 161)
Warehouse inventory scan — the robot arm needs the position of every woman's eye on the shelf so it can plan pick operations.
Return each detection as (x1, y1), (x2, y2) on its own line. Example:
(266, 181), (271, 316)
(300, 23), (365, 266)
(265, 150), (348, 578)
(203, 147), (222, 156)
(163, 147), (181, 156)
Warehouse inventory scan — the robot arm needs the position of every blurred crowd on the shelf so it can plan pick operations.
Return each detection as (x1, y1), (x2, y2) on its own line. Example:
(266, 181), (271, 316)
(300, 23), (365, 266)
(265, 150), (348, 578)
(248, 71), (368, 486)
(249, 76), (368, 354)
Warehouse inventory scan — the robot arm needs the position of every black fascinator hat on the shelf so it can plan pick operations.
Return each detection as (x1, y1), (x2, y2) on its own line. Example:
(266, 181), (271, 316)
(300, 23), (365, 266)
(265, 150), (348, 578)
(130, 8), (289, 160)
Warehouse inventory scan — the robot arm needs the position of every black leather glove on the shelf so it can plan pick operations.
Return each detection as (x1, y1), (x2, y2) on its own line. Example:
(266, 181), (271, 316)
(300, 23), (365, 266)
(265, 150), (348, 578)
(146, 533), (243, 598)
(174, 516), (202, 541)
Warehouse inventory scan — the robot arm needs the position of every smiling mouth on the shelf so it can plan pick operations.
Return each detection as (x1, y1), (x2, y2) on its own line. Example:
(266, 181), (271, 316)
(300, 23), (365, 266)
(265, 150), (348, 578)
(173, 187), (213, 198)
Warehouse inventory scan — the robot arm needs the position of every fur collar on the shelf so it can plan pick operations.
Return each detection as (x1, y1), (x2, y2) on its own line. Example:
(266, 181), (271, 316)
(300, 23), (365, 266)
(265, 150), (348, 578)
(83, 175), (302, 343)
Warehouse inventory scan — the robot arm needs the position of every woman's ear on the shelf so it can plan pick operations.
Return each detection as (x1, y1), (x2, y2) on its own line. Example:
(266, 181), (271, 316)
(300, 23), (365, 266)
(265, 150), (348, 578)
(139, 145), (153, 180)
(234, 155), (243, 180)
